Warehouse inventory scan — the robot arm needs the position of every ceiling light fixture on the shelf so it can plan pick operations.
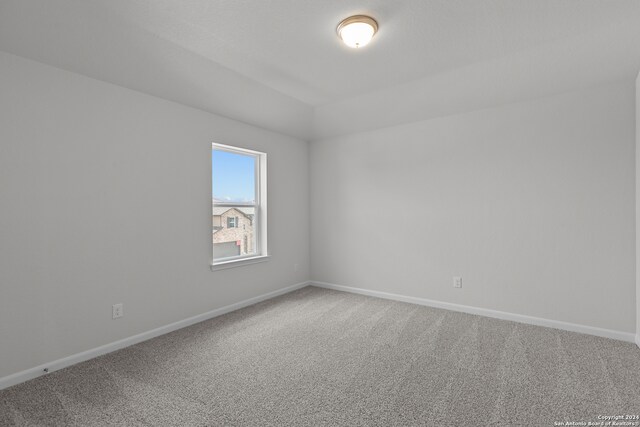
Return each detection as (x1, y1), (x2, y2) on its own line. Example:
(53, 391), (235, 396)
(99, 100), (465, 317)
(337, 15), (378, 48)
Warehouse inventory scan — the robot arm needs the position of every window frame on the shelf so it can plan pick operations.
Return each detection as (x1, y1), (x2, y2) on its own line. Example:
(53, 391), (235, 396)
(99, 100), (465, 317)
(227, 216), (237, 228)
(211, 143), (268, 270)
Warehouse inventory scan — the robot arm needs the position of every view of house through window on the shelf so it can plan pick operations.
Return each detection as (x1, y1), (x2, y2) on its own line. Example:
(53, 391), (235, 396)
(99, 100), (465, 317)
(212, 144), (265, 263)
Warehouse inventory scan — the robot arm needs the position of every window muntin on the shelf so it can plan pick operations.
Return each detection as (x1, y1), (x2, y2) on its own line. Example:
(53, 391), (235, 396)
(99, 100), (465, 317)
(212, 144), (266, 264)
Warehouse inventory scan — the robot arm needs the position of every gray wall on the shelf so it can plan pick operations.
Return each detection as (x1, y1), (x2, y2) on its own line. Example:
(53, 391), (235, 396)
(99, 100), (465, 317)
(0, 51), (310, 379)
(310, 80), (636, 334)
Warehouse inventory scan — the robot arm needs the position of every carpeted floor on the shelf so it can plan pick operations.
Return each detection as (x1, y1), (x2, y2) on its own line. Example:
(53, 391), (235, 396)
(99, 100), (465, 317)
(1, 286), (639, 426)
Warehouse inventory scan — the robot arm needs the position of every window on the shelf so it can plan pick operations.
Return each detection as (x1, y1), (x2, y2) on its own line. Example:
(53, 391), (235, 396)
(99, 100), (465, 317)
(212, 143), (267, 267)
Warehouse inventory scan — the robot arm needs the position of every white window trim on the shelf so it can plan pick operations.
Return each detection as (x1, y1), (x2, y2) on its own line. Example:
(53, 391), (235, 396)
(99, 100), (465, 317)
(210, 255), (270, 271)
(211, 143), (268, 269)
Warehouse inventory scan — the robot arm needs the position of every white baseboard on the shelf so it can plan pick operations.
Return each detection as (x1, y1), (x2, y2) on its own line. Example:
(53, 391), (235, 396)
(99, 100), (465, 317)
(311, 281), (636, 344)
(636, 334), (640, 349)
(0, 281), (310, 391)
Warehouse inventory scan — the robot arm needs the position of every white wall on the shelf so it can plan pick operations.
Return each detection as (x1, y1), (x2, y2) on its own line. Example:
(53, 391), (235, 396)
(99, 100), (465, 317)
(636, 71), (640, 346)
(0, 51), (310, 379)
(311, 80), (636, 334)
(0, 0), (314, 140)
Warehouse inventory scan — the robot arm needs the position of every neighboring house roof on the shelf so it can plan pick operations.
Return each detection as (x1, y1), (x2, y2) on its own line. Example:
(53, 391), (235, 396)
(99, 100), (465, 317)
(212, 206), (255, 217)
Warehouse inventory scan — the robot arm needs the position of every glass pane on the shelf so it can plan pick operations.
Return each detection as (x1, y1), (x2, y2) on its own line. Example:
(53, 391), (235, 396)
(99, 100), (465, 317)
(212, 149), (257, 261)
(212, 206), (256, 260)
(212, 149), (255, 203)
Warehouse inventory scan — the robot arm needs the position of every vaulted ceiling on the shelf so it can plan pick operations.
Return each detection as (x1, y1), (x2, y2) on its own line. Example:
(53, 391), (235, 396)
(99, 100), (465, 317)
(2, 0), (640, 140)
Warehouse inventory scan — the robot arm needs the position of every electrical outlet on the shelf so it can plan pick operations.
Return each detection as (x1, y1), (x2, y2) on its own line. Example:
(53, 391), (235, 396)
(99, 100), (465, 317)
(112, 303), (124, 319)
(453, 276), (462, 288)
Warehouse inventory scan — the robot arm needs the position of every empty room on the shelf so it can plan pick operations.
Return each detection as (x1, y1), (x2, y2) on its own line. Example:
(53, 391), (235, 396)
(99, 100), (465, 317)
(1, 1), (640, 425)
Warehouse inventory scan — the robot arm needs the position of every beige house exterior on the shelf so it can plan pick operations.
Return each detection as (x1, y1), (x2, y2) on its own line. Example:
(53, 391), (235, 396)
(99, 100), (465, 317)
(212, 206), (255, 258)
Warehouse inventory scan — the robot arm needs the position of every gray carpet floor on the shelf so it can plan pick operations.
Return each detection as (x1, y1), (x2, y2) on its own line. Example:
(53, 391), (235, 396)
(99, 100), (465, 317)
(1, 286), (639, 426)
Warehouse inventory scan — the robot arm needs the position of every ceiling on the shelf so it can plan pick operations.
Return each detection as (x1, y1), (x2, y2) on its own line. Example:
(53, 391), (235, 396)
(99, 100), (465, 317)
(1, 0), (640, 139)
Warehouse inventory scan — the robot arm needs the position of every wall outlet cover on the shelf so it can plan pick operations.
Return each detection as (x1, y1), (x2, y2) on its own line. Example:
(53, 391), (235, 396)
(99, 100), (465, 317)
(453, 277), (462, 288)
(112, 303), (124, 319)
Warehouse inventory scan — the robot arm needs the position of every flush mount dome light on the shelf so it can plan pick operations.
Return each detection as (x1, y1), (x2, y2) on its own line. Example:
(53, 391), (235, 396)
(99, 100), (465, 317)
(337, 15), (378, 48)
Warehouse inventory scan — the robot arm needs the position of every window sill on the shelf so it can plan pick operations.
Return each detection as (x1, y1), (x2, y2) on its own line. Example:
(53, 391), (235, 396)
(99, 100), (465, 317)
(210, 255), (270, 271)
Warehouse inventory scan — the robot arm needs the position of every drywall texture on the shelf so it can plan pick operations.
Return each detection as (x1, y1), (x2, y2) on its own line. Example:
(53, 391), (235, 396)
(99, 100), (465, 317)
(0, 51), (310, 379)
(0, 1), (314, 140)
(637, 71), (640, 345)
(311, 80), (636, 334)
